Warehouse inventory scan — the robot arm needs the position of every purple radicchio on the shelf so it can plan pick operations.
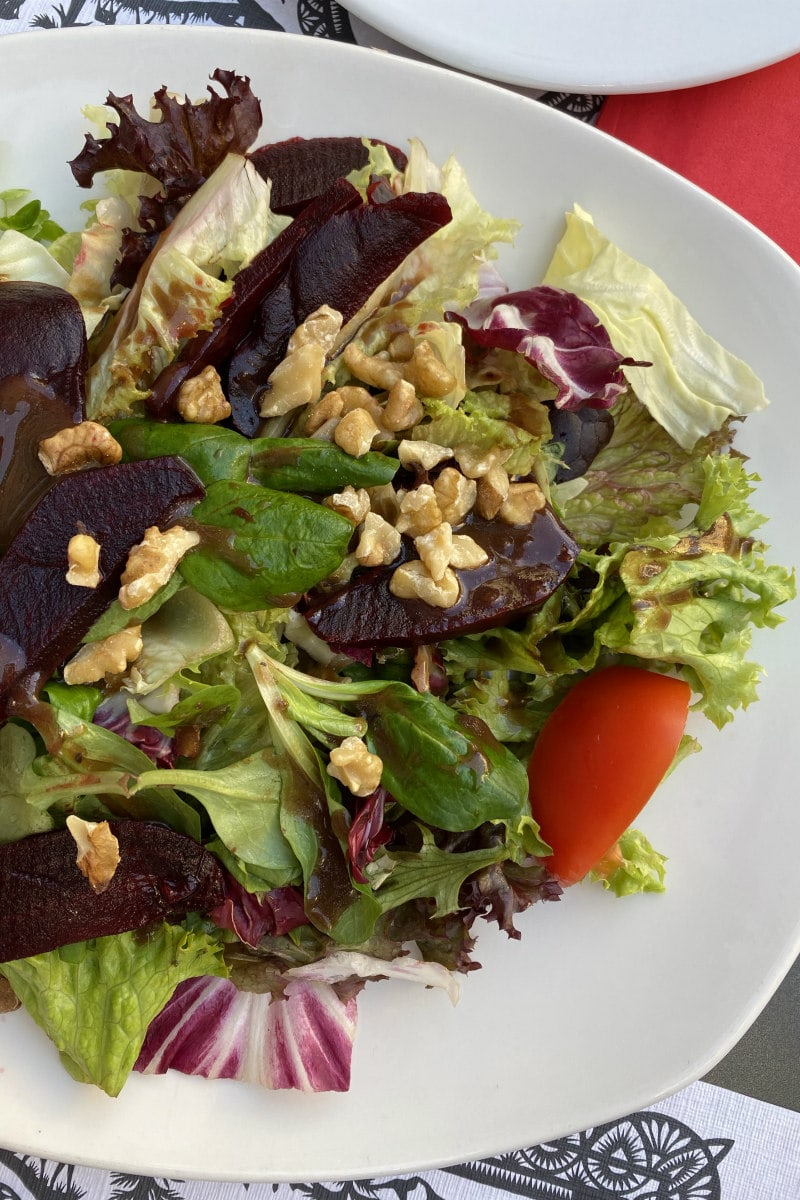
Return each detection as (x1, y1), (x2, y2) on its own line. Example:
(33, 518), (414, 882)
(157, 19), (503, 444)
(135, 976), (357, 1092)
(449, 285), (648, 410)
(347, 787), (392, 885)
(93, 694), (175, 766)
(210, 874), (308, 948)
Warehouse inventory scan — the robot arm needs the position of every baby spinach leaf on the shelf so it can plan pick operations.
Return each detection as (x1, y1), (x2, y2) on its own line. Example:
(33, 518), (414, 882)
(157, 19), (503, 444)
(248, 439), (398, 493)
(181, 480), (353, 610)
(111, 419), (398, 493)
(360, 682), (531, 833)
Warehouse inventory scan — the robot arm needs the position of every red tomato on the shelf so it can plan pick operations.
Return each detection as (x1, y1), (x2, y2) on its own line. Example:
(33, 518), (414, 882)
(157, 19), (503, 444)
(528, 666), (691, 885)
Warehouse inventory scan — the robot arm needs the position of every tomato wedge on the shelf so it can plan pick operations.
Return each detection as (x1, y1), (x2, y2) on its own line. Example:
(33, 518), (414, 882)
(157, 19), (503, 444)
(528, 665), (691, 885)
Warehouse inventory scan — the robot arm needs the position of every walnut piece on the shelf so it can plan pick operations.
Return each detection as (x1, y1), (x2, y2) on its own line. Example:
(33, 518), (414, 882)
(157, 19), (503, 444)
(65, 533), (102, 589)
(499, 481), (547, 525)
(343, 343), (403, 391)
(176, 365), (232, 424)
(449, 533), (489, 569)
(287, 304), (342, 355)
(334, 407), (381, 457)
(355, 511), (402, 567)
(395, 484), (443, 537)
(324, 485), (371, 525)
(306, 389), (345, 434)
(388, 330), (415, 362)
(390, 559), (460, 608)
(66, 815), (120, 894)
(475, 463), (511, 519)
(261, 342), (327, 417)
(414, 522), (453, 582)
(119, 525), (200, 610)
(453, 443), (513, 480)
(383, 378), (423, 432)
(397, 440), (453, 471)
(38, 421), (123, 476)
(326, 736), (383, 797)
(63, 625), (143, 685)
(433, 468), (477, 527)
(404, 340), (457, 398)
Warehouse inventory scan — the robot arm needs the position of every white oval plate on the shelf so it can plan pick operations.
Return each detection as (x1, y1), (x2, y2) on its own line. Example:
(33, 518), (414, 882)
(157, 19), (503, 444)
(0, 24), (798, 1183)
(343, 0), (800, 93)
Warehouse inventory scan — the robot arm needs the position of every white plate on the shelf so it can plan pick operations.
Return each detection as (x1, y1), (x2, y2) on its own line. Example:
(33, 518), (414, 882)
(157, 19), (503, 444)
(1, 24), (798, 1183)
(343, 0), (800, 93)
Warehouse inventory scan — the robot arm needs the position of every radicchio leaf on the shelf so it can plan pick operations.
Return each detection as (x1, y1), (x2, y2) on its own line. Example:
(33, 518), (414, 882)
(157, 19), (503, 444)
(285, 950), (461, 1006)
(93, 694), (176, 767)
(450, 285), (648, 410)
(210, 874), (308, 948)
(135, 976), (357, 1092)
(347, 787), (392, 885)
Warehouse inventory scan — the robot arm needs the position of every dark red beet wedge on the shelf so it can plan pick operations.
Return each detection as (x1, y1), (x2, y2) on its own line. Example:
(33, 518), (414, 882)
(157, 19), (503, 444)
(0, 281), (88, 549)
(0, 457), (204, 724)
(146, 177), (363, 427)
(303, 506), (579, 652)
(225, 189), (452, 435)
(0, 821), (224, 961)
(249, 135), (408, 216)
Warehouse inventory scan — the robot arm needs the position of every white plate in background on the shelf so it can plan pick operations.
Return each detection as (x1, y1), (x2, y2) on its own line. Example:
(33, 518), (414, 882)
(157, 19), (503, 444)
(342, 0), (800, 93)
(0, 24), (798, 1182)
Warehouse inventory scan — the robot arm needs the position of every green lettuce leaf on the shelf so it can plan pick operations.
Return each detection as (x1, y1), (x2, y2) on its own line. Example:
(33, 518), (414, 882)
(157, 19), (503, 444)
(2, 923), (226, 1096)
(543, 205), (768, 450)
(590, 829), (667, 896)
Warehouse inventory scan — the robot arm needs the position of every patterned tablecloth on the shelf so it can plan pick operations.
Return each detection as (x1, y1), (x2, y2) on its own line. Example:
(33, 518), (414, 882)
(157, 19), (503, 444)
(0, 3), (796, 1196)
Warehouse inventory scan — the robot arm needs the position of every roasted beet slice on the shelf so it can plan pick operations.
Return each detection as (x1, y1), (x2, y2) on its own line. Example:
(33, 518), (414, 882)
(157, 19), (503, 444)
(249, 135), (408, 216)
(0, 458), (204, 724)
(226, 189), (452, 435)
(303, 506), (579, 651)
(146, 177), (363, 425)
(0, 821), (224, 961)
(0, 281), (88, 548)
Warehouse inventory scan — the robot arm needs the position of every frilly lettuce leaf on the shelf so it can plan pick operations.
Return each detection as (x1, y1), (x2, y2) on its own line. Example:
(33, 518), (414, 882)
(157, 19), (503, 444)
(412, 389), (546, 477)
(590, 829), (667, 896)
(398, 141), (519, 311)
(553, 392), (733, 548)
(2, 923), (227, 1097)
(0, 229), (70, 288)
(543, 205), (768, 450)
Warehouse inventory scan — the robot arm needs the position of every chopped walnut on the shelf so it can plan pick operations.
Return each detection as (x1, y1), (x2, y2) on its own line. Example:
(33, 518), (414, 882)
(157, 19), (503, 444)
(499, 481), (547, 525)
(382, 378), (424, 432)
(449, 533), (489, 569)
(66, 815), (120, 894)
(306, 389), (345, 434)
(176, 365), (232, 424)
(367, 483), (402, 524)
(326, 735), (383, 797)
(395, 484), (443, 537)
(63, 625), (143, 685)
(287, 304), (343, 355)
(65, 533), (102, 589)
(475, 463), (510, 519)
(403, 340), (457, 398)
(38, 421), (123, 476)
(334, 407), (381, 457)
(433, 468), (477, 527)
(397, 440), (454, 471)
(388, 330), (415, 361)
(343, 343), (403, 391)
(324, 485), (371, 525)
(355, 511), (402, 567)
(390, 559), (460, 608)
(261, 342), (327, 418)
(453, 443), (513, 480)
(414, 522), (453, 582)
(338, 385), (376, 414)
(119, 525), (200, 610)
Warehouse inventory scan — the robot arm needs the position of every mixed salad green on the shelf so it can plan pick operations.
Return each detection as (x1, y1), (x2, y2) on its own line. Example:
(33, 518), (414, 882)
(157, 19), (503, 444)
(0, 71), (794, 1097)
